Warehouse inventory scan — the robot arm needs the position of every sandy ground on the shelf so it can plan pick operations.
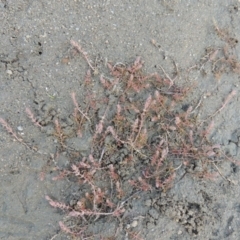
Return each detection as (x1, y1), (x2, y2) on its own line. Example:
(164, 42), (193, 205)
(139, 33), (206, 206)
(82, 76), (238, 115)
(1, 1), (240, 239)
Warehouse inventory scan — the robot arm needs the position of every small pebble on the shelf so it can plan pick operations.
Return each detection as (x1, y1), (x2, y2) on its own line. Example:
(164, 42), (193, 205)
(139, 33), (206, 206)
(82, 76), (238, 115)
(131, 220), (138, 228)
(6, 70), (13, 75)
(17, 126), (23, 131)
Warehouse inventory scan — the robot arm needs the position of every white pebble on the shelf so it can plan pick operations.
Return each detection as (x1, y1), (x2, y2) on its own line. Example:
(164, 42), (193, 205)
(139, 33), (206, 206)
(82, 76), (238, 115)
(131, 220), (138, 228)
(6, 70), (13, 75)
(17, 126), (23, 131)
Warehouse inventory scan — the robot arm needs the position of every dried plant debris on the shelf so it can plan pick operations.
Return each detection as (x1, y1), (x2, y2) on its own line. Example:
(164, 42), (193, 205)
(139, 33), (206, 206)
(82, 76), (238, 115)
(189, 23), (240, 80)
(0, 40), (238, 239)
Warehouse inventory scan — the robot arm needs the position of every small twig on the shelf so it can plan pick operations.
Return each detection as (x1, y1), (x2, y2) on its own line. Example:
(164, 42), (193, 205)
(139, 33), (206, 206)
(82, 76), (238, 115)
(120, 190), (141, 207)
(133, 95), (152, 144)
(173, 162), (182, 171)
(130, 144), (147, 158)
(50, 234), (58, 240)
(170, 57), (179, 79)
(158, 64), (174, 87)
(71, 92), (91, 124)
(212, 57), (225, 71)
(113, 62), (126, 68)
(176, 171), (187, 183)
(207, 90), (236, 120)
(95, 105), (109, 135)
(25, 107), (42, 128)
(212, 162), (237, 185)
(156, 89), (182, 95)
(187, 48), (220, 82)
(150, 39), (165, 53)
(0, 118), (35, 151)
(191, 94), (204, 114)
(70, 40), (96, 72)
(98, 148), (105, 163)
(69, 204), (125, 217)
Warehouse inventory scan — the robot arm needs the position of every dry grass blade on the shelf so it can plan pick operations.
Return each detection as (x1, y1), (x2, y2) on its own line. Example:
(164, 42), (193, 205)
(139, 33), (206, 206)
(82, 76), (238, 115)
(70, 40), (96, 72)
(0, 118), (34, 150)
(206, 90), (237, 121)
(71, 92), (91, 124)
